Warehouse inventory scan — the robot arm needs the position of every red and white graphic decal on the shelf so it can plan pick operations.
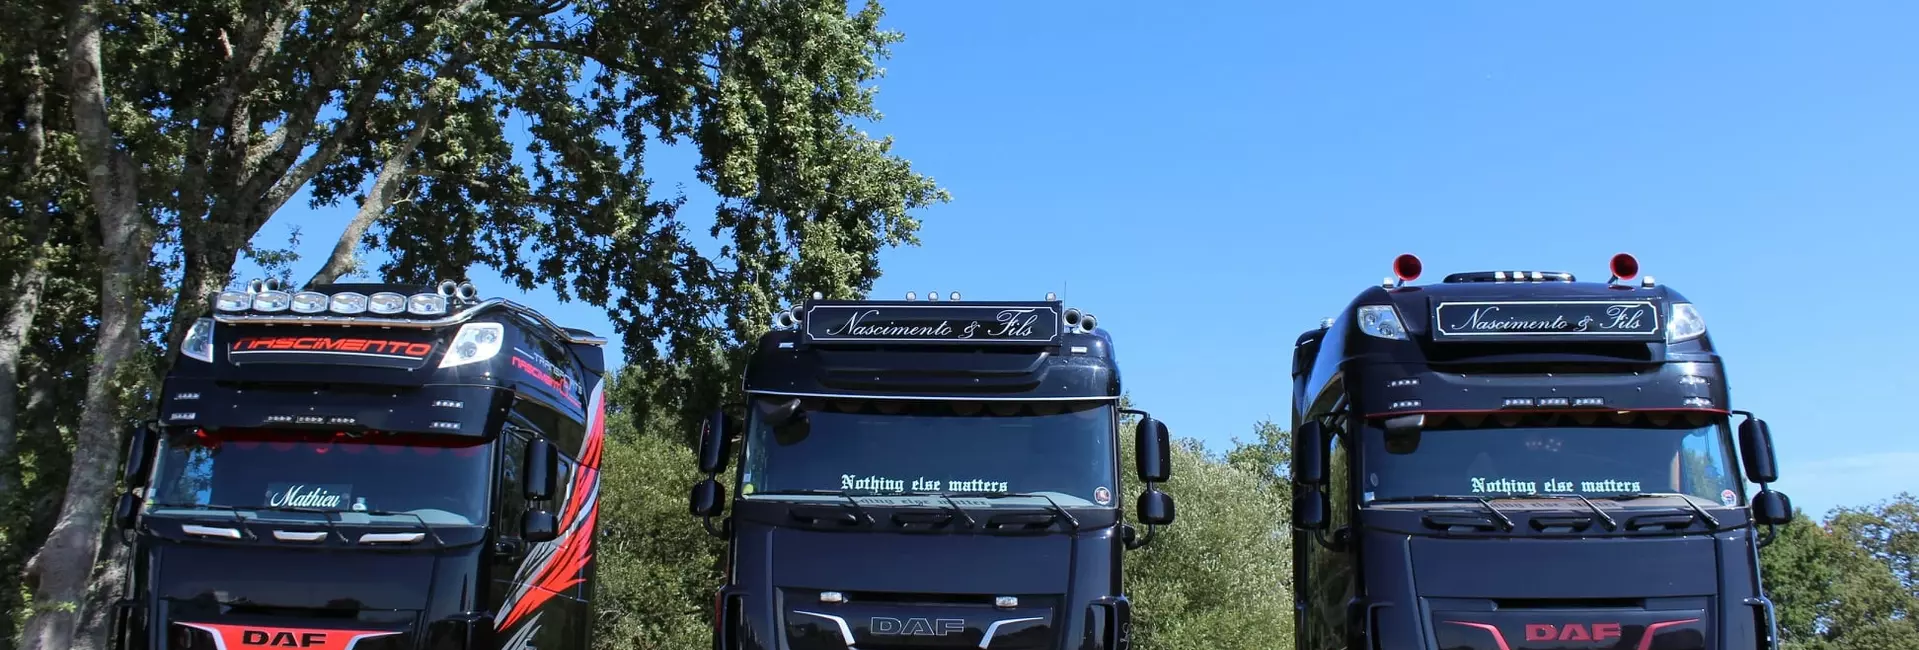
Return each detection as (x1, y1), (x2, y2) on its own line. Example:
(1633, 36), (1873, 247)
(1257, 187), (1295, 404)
(495, 376), (608, 633)
(511, 354), (581, 407)
(231, 336), (433, 360)
(174, 622), (400, 650)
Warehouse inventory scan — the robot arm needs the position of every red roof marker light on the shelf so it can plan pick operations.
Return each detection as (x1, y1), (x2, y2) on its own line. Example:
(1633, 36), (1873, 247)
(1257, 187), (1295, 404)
(1393, 254), (1423, 283)
(1609, 253), (1639, 282)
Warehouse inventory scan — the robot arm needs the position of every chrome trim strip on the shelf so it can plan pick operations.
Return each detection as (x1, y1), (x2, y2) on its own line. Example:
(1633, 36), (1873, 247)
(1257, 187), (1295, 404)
(979, 617), (1044, 649)
(271, 530), (328, 542)
(358, 532), (426, 544)
(181, 524), (242, 539)
(213, 298), (607, 346)
(791, 611), (857, 647)
(745, 389), (1119, 402)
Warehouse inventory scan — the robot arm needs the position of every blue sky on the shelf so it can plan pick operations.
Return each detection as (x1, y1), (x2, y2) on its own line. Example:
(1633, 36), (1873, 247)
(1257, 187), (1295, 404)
(240, 2), (1917, 518)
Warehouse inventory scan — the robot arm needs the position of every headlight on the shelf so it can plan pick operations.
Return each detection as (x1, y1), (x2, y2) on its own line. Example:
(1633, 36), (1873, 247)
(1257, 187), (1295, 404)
(1357, 305), (1408, 340)
(407, 293), (448, 316)
(1667, 302), (1706, 343)
(251, 290), (292, 312)
(439, 323), (505, 368)
(329, 292), (369, 314)
(181, 318), (216, 362)
(368, 292), (408, 315)
(214, 291), (253, 312)
(290, 292), (329, 313)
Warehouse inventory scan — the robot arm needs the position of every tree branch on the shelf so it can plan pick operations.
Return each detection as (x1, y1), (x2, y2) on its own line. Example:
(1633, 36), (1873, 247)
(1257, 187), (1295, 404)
(307, 91), (447, 286)
(175, 0), (304, 250)
(248, 0), (488, 227)
(241, 0), (375, 174)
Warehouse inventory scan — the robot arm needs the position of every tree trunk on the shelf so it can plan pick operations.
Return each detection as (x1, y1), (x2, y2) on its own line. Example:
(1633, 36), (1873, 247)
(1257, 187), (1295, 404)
(70, 535), (131, 650)
(21, 0), (153, 647)
(164, 241), (241, 359)
(0, 47), (57, 505)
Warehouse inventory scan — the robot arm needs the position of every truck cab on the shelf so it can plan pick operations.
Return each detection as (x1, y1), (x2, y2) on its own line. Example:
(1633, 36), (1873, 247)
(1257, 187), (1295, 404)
(1290, 254), (1794, 650)
(690, 292), (1176, 650)
(111, 279), (608, 650)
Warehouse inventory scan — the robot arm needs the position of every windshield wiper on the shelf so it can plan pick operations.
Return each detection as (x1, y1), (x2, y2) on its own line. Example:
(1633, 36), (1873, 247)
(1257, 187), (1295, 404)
(947, 492), (1080, 532)
(933, 494), (979, 528)
(1495, 493), (1618, 531)
(1607, 492), (1720, 529)
(747, 489), (878, 526)
(1367, 495), (1515, 532)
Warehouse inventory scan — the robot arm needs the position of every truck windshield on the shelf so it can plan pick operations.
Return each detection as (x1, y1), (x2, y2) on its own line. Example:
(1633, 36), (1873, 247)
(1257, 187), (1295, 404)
(146, 428), (492, 525)
(738, 397), (1118, 508)
(1360, 411), (1744, 506)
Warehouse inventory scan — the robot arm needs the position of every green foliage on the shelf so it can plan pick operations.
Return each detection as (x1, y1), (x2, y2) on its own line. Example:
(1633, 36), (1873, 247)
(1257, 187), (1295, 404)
(1119, 419), (1294, 650)
(1761, 494), (1919, 650)
(590, 405), (725, 650)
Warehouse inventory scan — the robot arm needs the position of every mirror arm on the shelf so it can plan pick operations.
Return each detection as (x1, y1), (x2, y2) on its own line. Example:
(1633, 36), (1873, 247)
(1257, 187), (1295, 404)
(1118, 407), (1149, 418)
(1756, 522), (1778, 549)
(1312, 528), (1342, 552)
(1124, 523), (1157, 550)
(701, 515), (728, 538)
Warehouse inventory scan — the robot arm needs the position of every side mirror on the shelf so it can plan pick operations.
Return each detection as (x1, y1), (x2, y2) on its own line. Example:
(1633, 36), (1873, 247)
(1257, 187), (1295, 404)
(1137, 489), (1175, 526)
(113, 491), (141, 531)
(1294, 422), (1326, 486)
(697, 409), (735, 476)
(1292, 487), (1329, 530)
(121, 423), (156, 488)
(522, 509), (558, 543)
(525, 438), (559, 501)
(1752, 489), (1792, 526)
(690, 478), (726, 518)
(1135, 417), (1171, 483)
(1738, 418), (1779, 484)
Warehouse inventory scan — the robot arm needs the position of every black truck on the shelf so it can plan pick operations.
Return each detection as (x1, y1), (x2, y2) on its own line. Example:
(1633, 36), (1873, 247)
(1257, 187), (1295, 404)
(689, 292), (1177, 650)
(110, 278), (609, 650)
(1289, 254), (1794, 650)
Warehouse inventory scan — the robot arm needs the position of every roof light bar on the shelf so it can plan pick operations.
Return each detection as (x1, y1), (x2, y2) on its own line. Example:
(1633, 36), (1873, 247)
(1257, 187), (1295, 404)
(214, 297), (605, 346)
(215, 278), (470, 318)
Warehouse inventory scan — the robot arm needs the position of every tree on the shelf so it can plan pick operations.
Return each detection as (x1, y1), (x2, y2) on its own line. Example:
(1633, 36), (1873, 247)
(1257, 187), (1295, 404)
(1226, 419), (1292, 491)
(589, 380), (729, 650)
(20, 0), (946, 646)
(1828, 493), (1918, 599)
(1120, 407), (1294, 650)
(1761, 505), (1919, 650)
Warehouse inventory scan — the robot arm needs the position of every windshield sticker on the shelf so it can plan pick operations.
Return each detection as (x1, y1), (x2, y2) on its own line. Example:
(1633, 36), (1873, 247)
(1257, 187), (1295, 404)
(1094, 486), (1112, 505)
(840, 474), (1011, 494)
(1470, 477), (1644, 495)
(265, 483), (352, 509)
(1721, 489), (1738, 506)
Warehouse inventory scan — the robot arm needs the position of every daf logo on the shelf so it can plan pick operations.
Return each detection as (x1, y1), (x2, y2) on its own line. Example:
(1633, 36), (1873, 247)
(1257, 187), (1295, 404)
(870, 617), (965, 636)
